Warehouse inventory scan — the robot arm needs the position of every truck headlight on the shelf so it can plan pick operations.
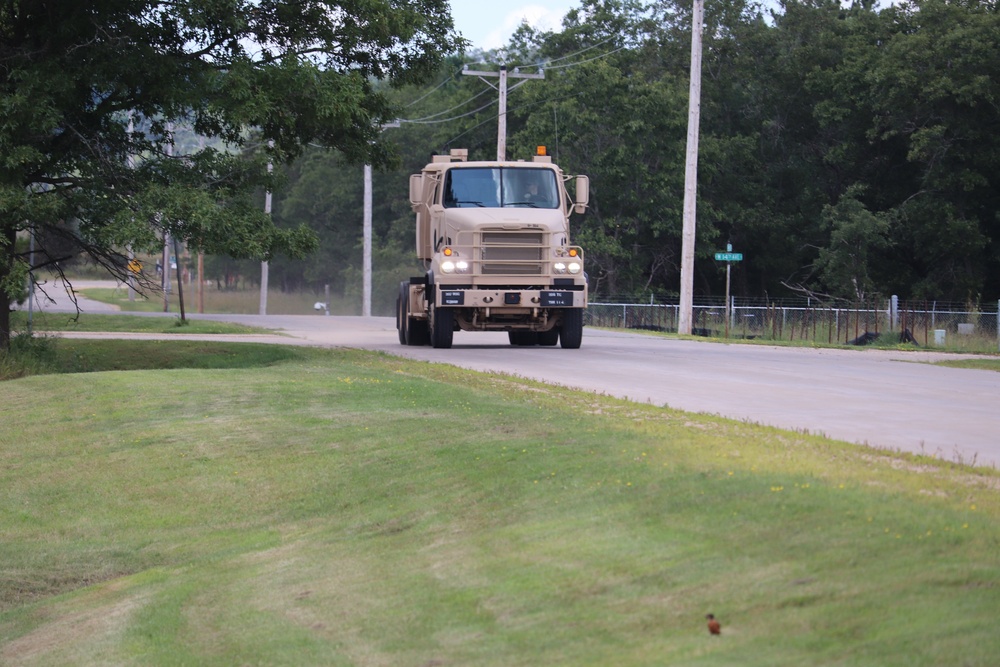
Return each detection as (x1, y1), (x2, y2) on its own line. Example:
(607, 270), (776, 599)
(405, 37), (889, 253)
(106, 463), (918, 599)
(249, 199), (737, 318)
(568, 262), (582, 275)
(553, 262), (567, 274)
(455, 260), (469, 273)
(441, 260), (456, 273)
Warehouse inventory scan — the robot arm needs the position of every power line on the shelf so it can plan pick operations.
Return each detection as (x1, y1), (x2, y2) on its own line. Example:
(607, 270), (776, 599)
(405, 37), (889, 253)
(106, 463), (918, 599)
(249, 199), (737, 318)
(542, 44), (628, 70)
(400, 96), (498, 125)
(400, 75), (545, 127)
(441, 90), (586, 148)
(401, 44), (621, 129)
(402, 84), (495, 122)
(403, 65), (466, 108)
(512, 34), (617, 69)
(393, 37), (630, 138)
(397, 37), (623, 125)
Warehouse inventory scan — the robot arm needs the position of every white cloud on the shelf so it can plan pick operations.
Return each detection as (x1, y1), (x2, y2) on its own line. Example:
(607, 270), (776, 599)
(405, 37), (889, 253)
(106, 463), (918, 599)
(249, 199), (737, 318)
(481, 4), (570, 49)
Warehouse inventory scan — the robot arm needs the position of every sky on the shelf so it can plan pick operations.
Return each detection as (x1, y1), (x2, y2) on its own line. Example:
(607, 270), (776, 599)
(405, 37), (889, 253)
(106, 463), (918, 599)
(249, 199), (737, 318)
(448, 0), (576, 50)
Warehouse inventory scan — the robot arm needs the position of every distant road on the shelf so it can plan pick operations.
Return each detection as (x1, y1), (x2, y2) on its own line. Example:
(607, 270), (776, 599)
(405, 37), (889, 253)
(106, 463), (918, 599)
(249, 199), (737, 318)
(30, 280), (1000, 469)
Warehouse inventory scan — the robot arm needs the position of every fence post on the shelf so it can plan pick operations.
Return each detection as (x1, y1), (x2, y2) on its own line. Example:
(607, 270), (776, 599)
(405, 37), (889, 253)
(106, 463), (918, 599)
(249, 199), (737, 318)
(890, 295), (898, 332)
(997, 300), (999, 352)
(924, 300), (929, 347)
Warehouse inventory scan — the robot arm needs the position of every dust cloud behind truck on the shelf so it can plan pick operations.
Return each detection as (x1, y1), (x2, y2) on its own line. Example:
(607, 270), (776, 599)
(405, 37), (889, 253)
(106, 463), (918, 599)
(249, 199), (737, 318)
(397, 148), (590, 349)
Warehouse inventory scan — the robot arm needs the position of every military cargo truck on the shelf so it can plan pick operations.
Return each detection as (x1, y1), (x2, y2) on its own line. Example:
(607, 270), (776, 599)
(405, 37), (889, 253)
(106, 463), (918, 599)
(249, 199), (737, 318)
(397, 148), (589, 349)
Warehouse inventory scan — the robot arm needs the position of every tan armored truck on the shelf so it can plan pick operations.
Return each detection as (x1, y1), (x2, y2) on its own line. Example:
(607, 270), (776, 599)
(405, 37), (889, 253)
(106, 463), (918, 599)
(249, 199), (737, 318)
(397, 148), (589, 349)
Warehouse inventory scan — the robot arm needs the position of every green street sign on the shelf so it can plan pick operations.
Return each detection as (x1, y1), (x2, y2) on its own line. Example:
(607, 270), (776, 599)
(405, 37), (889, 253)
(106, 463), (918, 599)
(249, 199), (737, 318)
(714, 252), (743, 262)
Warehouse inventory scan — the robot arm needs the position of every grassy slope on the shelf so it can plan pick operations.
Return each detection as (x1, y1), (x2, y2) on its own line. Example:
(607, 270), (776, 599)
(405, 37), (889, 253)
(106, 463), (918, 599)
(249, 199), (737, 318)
(77, 286), (333, 315)
(9, 310), (267, 335)
(1, 342), (998, 666)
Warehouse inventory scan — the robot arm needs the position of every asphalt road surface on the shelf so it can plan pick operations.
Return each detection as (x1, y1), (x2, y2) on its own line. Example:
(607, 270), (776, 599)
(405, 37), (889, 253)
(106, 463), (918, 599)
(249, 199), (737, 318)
(28, 281), (1000, 468)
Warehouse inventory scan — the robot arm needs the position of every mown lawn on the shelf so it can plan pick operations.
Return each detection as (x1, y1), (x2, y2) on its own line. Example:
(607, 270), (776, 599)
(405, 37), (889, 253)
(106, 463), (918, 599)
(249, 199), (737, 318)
(1, 341), (998, 666)
(9, 310), (267, 335)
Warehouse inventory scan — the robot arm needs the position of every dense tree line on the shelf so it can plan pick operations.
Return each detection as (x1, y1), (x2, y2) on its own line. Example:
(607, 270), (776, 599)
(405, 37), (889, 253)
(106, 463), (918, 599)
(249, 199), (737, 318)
(263, 0), (999, 313)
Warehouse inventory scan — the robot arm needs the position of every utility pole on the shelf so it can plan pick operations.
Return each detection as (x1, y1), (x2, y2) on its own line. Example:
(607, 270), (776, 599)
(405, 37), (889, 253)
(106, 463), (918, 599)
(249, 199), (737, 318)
(162, 230), (171, 312)
(197, 136), (205, 314)
(462, 64), (544, 161)
(678, 0), (704, 336)
(362, 122), (399, 317)
(198, 253), (204, 314)
(27, 223), (34, 334)
(163, 123), (173, 312)
(363, 163), (373, 317)
(127, 114), (136, 303)
(260, 141), (274, 315)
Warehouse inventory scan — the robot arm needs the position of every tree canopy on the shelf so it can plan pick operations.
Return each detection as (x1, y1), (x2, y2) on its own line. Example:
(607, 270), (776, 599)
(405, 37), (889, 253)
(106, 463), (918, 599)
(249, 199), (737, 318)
(0, 0), (462, 348)
(250, 0), (1000, 314)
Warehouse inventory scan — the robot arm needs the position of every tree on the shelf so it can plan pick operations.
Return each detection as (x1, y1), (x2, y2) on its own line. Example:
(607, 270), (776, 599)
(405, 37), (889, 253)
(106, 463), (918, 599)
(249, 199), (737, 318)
(863, 0), (1000, 299)
(813, 188), (891, 300)
(0, 0), (462, 349)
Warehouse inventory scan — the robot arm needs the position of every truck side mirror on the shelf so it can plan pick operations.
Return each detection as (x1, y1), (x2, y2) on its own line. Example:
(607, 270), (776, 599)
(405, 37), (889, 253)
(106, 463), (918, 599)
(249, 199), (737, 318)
(573, 175), (589, 215)
(409, 174), (423, 208)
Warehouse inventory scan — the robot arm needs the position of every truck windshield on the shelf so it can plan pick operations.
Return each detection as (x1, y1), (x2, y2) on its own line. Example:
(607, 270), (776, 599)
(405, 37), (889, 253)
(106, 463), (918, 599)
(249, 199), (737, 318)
(443, 167), (559, 209)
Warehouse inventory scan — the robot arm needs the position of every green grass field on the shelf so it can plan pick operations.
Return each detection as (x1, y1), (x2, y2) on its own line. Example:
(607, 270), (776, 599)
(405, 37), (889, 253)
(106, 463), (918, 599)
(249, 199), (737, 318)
(78, 285), (348, 316)
(1, 339), (998, 666)
(9, 310), (267, 335)
(2, 313), (275, 380)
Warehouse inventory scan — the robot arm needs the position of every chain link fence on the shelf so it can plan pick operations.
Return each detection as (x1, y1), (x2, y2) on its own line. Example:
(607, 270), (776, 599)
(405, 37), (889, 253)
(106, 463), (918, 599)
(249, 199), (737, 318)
(587, 297), (1000, 352)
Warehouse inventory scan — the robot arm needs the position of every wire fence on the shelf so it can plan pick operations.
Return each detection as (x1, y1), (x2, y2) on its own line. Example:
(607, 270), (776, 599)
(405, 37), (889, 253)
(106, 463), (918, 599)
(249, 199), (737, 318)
(587, 296), (1000, 352)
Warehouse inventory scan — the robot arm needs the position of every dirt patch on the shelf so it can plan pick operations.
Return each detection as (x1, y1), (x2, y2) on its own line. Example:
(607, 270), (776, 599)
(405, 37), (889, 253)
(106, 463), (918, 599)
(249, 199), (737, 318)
(2, 587), (150, 664)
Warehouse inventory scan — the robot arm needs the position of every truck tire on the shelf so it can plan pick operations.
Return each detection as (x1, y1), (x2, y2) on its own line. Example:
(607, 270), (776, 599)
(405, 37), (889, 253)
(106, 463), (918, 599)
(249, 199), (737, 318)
(431, 306), (454, 348)
(537, 329), (559, 346)
(399, 281), (430, 346)
(396, 281), (408, 345)
(560, 308), (584, 349)
(508, 331), (538, 346)
(408, 319), (430, 346)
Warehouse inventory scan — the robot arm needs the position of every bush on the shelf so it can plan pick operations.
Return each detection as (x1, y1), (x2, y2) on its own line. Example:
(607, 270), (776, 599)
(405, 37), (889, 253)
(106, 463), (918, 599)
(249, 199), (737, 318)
(0, 333), (57, 381)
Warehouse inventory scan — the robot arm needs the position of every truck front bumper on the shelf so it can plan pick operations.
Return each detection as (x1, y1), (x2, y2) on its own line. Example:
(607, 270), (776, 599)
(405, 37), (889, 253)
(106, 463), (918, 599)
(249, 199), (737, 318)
(436, 286), (587, 309)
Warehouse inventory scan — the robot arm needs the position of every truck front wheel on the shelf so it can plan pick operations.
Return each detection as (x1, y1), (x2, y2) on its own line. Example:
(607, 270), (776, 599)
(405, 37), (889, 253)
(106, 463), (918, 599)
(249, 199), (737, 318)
(431, 306), (454, 348)
(560, 308), (584, 349)
(399, 281), (430, 346)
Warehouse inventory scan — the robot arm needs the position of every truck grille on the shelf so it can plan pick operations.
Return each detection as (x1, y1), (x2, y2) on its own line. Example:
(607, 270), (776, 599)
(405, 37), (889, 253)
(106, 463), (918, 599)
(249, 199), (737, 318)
(480, 231), (544, 275)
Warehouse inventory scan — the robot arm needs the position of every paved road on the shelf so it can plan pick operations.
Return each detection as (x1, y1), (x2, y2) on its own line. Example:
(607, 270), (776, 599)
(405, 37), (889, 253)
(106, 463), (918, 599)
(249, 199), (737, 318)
(29, 281), (1000, 468)
(24, 278), (123, 314)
